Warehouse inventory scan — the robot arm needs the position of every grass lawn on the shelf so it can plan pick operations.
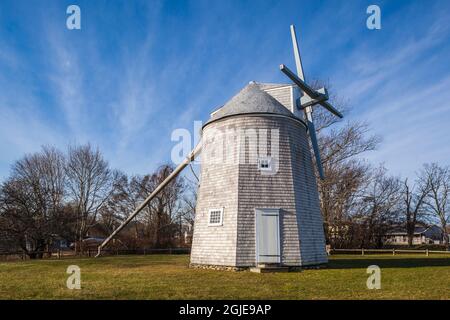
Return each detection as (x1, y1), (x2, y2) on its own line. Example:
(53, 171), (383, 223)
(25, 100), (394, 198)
(0, 254), (449, 299)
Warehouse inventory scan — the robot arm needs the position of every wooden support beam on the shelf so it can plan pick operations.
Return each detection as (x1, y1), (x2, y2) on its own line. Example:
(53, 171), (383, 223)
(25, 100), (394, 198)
(95, 142), (202, 257)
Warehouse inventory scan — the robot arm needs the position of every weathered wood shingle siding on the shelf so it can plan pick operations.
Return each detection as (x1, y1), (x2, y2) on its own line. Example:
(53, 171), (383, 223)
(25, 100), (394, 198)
(235, 116), (300, 266)
(262, 85), (303, 119)
(190, 121), (240, 266)
(264, 87), (292, 111)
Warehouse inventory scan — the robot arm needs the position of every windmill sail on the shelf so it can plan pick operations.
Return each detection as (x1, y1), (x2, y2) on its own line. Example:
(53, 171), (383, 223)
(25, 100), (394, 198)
(290, 25), (306, 81)
(282, 24), (343, 180)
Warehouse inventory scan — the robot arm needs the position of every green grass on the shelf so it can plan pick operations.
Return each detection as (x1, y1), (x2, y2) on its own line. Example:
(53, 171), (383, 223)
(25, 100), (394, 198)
(0, 254), (449, 299)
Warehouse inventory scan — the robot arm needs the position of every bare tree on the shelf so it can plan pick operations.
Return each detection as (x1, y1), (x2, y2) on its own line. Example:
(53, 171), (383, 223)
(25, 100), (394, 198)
(0, 146), (68, 258)
(402, 177), (430, 246)
(309, 81), (382, 245)
(66, 144), (118, 253)
(101, 165), (186, 249)
(420, 163), (450, 247)
(355, 167), (402, 248)
(99, 173), (152, 248)
(98, 172), (131, 234)
(319, 122), (381, 168)
(320, 159), (371, 247)
(180, 177), (198, 231)
(177, 175), (199, 245)
(143, 165), (184, 247)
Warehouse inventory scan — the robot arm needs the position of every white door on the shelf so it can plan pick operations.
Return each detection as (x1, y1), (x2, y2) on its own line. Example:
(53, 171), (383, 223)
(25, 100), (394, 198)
(255, 209), (280, 264)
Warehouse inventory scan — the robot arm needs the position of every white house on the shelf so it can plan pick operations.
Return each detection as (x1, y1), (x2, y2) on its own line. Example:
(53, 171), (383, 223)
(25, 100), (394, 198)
(385, 225), (446, 245)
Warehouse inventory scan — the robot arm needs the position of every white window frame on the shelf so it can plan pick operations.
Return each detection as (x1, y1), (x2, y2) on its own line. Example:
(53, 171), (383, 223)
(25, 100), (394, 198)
(257, 156), (272, 171)
(208, 208), (224, 226)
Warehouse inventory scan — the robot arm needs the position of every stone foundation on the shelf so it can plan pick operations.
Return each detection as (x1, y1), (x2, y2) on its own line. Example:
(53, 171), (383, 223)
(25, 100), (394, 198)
(189, 263), (247, 271)
(189, 263), (327, 272)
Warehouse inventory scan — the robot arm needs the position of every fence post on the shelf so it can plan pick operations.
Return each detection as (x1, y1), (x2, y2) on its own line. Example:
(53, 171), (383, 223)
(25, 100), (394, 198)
(393, 249), (395, 256)
(143, 248), (146, 255)
(362, 248), (364, 256)
(426, 249), (429, 257)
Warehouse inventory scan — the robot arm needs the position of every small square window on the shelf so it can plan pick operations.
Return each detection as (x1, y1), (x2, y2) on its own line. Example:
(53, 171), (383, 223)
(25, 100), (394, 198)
(208, 208), (223, 226)
(258, 156), (272, 171)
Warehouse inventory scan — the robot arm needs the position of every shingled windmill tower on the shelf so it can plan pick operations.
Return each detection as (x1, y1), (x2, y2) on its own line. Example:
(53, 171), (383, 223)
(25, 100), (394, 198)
(96, 25), (342, 271)
(190, 25), (342, 270)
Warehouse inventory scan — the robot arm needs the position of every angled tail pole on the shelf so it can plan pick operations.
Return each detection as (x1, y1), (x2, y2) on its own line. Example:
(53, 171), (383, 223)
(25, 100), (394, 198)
(95, 142), (202, 257)
(281, 24), (343, 180)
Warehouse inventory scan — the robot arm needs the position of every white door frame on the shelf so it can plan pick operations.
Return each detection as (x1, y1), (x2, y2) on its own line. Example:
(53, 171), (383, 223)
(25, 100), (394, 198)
(255, 208), (281, 264)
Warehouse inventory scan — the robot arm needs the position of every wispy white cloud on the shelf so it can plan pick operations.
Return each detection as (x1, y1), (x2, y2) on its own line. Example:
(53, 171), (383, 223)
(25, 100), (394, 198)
(45, 37), (88, 141)
(331, 10), (450, 179)
(0, 37), (68, 179)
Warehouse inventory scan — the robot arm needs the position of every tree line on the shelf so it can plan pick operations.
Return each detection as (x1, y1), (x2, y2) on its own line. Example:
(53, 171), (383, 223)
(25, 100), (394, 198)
(0, 144), (195, 258)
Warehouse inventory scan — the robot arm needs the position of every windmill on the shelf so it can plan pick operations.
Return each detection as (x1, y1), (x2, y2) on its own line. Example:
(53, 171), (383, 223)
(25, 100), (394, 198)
(96, 25), (342, 270)
(281, 25), (343, 180)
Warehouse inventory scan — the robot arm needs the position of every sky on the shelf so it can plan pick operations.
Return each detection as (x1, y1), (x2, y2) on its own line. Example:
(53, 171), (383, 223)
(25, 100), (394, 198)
(0, 0), (449, 181)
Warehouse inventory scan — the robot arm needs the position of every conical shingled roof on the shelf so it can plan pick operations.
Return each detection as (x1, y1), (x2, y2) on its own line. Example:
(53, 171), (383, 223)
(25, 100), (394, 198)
(206, 83), (296, 124)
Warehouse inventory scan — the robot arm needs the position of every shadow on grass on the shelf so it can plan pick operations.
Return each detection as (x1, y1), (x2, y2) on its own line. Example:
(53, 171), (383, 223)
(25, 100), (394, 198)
(328, 256), (450, 269)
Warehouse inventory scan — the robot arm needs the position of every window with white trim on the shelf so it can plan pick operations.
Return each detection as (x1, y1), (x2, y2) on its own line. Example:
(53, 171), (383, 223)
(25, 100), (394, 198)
(257, 156), (272, 171)
(208, 208), (223, 226)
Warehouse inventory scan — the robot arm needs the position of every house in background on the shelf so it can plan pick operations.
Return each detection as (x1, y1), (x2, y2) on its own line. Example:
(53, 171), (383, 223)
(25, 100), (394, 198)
(49, 235), (70, 250)
(385, 224), (445, 245)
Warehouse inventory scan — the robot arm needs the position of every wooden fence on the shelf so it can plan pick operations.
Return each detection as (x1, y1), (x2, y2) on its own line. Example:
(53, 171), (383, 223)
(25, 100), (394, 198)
(2, 247), (449, 261)
(329, 248), (450, 256)
(0, 248), (191, 261)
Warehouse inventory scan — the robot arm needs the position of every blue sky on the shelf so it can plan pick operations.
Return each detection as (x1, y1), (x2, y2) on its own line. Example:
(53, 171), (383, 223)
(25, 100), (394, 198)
(0, 0), (449, 181)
